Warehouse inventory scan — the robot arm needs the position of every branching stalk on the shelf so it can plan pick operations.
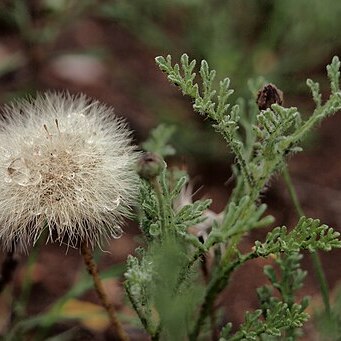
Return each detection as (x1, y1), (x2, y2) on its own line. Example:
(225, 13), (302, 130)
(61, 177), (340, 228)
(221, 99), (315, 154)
(190, 252), (257, 340)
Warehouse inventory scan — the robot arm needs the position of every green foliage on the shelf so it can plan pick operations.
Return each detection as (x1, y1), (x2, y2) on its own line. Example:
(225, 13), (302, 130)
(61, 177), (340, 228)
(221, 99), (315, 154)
(138, 165), (211, 245)
(254, 217), (341, 256)
(127, 158), (211, 338)
(262, 253), (307, 304)
(125, 249), (157, 337)
(220, 252), (310, 341)
(206, 196), (274, 247)
(142, 124), (177, 157)
(220, 302), (308, 341)
(0, 0), (92, 44)
(156, 54), (253, 189)
(125, 237), (204, 340)
(98, 1), (341, 96)
(156, 54), (341, 199)
(260, 253), (309, 340)
(123, 54), (341, 340)
(315, 289), (341, 340)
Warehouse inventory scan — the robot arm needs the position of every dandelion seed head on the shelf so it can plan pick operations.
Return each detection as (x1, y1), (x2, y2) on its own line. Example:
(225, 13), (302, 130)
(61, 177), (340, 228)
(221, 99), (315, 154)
(0, 92), (139, 252)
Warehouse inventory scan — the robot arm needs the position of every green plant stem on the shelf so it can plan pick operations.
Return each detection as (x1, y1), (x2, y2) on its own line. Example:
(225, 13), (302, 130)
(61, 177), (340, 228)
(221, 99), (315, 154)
(200, 254), (217, 341)
(282, 166), (331, 315)
(190, 252), (256, 340)
(150, 177), (167, 233)
(311, 252), (331, 314)
(282, 166), (305, 217)
(182, 182), (262, 338)
(125, 284), (159, 340)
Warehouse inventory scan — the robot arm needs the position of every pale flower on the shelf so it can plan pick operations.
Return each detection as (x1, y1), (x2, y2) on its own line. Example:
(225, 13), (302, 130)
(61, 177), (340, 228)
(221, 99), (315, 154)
(0, 92), (139, 251)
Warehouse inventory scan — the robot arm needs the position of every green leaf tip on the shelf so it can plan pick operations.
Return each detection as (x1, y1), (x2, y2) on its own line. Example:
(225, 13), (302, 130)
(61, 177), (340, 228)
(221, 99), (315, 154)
(255, 216), (341, 257)
(327, 55), (341, 94)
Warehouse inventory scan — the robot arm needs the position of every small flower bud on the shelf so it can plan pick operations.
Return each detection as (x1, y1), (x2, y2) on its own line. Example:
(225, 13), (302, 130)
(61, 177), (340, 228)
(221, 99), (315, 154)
(149, 223), (161, 236)
(256, 83), (283, 111)
(137, 152), (163, 180)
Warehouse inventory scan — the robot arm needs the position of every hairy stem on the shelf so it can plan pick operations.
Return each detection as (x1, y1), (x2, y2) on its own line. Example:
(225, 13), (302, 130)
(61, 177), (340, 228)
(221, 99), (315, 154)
(80, 242), (129, 341)
(150, 177), (167, 233)
(125, 283), (160, 340)
(282, 166), (330, 315)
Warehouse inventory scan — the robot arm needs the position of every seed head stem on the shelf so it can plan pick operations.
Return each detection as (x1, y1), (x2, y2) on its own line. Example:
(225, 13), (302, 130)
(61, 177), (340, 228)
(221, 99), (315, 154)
(80, 242), (129, 341)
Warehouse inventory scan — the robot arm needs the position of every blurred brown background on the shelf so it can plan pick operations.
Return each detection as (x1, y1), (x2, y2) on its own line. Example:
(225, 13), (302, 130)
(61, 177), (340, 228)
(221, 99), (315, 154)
(0, 0), (341, 340)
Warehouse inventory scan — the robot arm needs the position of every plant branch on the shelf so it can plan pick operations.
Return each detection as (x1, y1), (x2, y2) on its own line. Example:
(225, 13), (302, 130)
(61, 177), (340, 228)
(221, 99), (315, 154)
(190, 252), (257, 340)
(125, 285), (160, 340)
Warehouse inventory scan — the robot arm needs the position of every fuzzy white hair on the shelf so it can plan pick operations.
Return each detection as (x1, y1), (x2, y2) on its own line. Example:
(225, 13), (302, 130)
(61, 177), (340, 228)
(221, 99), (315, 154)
(0, 92), (139, 252)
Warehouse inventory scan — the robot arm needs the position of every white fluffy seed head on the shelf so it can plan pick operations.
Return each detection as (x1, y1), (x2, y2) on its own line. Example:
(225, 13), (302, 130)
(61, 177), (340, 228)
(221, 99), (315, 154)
(0, 92), (139, 252)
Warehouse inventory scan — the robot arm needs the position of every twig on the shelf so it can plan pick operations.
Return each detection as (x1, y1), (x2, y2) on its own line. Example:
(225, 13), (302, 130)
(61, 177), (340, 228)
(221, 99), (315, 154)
(80, 242), (129, 341)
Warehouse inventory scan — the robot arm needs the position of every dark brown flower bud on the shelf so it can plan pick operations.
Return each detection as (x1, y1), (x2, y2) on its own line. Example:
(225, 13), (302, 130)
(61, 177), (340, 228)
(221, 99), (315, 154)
(256, 83), (283, 111)
(137, 152), (163, 180)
